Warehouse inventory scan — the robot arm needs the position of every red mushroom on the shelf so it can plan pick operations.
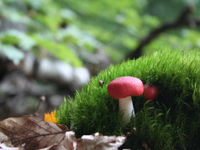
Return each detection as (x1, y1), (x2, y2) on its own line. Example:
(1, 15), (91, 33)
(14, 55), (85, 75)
(144, 85), (158, 100)
(107, 76), (144, 122)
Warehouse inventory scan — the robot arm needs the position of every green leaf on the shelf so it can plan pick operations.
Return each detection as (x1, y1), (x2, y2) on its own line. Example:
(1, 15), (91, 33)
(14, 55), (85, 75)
(0, 30), (35, 50)
(34, 36), (82, 67)
(0, 44), (24, 65)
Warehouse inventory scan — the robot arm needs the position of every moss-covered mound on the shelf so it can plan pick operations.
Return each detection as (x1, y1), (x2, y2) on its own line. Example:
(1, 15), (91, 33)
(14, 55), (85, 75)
(56, 50), (200, 149)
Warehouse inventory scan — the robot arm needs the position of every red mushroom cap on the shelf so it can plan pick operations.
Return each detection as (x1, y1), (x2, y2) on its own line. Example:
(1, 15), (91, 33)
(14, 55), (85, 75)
(107, 76), (144, 99)
(144, 85), (158, 100)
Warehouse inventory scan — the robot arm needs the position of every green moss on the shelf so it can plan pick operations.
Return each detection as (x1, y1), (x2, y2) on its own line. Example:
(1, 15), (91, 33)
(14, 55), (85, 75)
(56, 49), (200, 149)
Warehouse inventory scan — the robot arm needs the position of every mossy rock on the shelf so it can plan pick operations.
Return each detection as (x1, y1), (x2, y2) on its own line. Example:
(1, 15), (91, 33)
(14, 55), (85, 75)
(56, 49), (200, 149)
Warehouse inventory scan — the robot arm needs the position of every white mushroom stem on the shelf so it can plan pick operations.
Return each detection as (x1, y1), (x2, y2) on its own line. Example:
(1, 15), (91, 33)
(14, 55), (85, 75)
(119, 96), (135, 123)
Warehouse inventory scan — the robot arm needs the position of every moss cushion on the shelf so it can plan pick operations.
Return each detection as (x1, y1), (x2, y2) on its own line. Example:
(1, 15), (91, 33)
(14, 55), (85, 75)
(56, 49), (200, 149)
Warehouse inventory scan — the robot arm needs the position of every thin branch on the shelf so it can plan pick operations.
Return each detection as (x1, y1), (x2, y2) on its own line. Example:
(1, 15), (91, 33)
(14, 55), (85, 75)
(126, 5), (200, 60)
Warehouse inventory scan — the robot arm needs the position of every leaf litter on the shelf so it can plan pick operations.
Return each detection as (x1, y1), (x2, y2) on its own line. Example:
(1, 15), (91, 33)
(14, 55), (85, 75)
(0, 115), (126, 150)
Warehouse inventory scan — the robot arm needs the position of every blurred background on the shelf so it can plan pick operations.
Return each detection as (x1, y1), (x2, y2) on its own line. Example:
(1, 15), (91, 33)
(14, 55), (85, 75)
(0, 0), (200, 120)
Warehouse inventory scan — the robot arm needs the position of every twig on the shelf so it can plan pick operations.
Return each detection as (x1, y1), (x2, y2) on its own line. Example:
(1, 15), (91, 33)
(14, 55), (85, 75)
(126, 5), (200, 60)
(34, 96), (46, 116)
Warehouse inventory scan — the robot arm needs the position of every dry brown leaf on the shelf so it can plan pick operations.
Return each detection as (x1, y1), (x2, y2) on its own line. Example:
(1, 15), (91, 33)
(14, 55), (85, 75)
(0, 115), (67, 150)
(52, 131), (126, 150)
(0, 116), (126, 150)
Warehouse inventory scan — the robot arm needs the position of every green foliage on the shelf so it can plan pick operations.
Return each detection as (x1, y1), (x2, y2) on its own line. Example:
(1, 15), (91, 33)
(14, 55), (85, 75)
(144, 0), (200, 20)
(0, 44), (24, 65)
(1, 0), (200, 64)
(56, 50), (200, 149)
(143, 29), (200, 56)
(34, 37), (82, 67)
(0, 0), (83, 66)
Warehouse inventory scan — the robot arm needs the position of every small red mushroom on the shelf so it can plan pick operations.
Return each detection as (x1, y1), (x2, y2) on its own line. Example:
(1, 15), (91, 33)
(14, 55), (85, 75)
(107, 76), (144, 122)
(144, 85), (158, 100)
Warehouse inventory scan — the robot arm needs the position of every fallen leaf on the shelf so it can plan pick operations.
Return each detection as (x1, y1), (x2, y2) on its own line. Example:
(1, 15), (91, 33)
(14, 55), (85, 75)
(0, 143), (19, 150)
(0, 115), (67, 150)
(53, 131), (126, 150)
(0, 116), (126, 150)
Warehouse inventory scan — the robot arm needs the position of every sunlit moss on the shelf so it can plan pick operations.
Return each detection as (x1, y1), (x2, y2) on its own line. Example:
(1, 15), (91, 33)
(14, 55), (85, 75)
(56, 49), (200, 149)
